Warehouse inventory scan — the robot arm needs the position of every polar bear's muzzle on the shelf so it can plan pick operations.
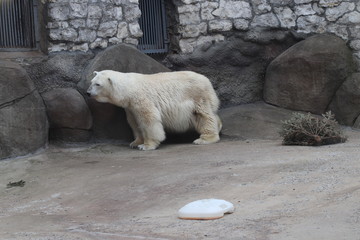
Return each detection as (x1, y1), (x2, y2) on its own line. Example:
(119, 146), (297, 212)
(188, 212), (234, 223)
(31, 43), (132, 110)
(87, 84), (109, 103)
(86, 86), (94, 97)
(87, 85), (99, 99)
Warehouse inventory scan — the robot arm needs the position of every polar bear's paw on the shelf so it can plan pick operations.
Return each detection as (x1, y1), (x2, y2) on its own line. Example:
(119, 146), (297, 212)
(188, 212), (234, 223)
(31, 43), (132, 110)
(138, 144), (157, 151)
(130, 138), (143, 148)
(193, 135), (220, 145)
(193, 138), (211, 145)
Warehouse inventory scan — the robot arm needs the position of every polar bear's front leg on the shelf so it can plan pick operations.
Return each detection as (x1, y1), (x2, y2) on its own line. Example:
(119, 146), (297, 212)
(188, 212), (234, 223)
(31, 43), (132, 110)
(135, 108), (166, 151)
(125, 109), (144, 148)
(137, 122), (165, 150)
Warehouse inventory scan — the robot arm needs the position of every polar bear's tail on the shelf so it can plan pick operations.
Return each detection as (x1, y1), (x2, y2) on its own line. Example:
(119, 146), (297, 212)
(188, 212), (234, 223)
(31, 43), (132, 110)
(209, 89), (220, 112)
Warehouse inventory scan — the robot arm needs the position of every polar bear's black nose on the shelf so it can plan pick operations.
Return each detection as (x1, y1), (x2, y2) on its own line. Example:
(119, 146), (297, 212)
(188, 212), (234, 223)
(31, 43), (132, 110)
(86, 92), (91, 97)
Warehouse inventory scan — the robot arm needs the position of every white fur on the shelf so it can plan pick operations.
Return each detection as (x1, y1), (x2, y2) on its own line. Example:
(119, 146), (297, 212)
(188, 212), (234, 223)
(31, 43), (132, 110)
(87, 70), (221, 150)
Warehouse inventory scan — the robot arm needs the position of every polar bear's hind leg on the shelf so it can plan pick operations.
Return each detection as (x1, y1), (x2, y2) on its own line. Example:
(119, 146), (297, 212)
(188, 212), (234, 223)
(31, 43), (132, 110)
(192, 104), (220, 145)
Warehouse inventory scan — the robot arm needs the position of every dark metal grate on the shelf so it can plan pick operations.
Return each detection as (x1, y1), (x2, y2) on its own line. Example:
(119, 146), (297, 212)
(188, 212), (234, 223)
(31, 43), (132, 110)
(138, 0), (169, 54)
(0, 0), (36, 49)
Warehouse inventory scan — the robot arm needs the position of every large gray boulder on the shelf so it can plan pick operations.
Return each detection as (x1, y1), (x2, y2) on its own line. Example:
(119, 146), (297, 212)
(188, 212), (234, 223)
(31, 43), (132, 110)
(264, 34), (355, 114)
(328, 73), (360, 126)
(25, 51), (94, 93)
(219, 102), (297, 140)
(0, 61), (48, 159)
(78, 44), (170, 141)
(167, 32), (298, 107)
(41, 88), (92, 142)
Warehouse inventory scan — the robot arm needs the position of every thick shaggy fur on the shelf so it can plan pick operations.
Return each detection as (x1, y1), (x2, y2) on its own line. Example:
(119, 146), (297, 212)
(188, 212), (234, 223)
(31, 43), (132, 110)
(87, 70), (221, 150)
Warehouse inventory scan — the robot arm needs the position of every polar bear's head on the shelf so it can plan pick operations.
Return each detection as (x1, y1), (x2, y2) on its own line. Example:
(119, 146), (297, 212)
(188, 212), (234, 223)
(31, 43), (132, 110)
(87, 71), (114, 103)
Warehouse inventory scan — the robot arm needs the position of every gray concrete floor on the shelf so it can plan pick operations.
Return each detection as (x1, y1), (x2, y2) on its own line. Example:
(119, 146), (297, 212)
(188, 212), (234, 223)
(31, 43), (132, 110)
(1, 130), (360, 240)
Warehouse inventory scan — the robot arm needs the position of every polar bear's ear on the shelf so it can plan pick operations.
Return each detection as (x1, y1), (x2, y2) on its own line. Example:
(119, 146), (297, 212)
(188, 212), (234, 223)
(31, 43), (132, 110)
(107, 77), (113, 86)
(93, 71), (99, 76)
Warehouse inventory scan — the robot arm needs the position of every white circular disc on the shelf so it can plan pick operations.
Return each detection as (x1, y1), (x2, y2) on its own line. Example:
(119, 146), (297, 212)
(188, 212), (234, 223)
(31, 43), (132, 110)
(178, 199), (235, 220)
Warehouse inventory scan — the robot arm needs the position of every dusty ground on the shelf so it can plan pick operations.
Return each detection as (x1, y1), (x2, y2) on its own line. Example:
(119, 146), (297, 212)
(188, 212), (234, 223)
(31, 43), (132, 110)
(1, 129), (360, 240)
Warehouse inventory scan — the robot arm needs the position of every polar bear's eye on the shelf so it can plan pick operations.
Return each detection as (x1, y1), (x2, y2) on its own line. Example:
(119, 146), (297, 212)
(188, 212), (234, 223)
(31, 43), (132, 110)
(95, 83), (101, 87)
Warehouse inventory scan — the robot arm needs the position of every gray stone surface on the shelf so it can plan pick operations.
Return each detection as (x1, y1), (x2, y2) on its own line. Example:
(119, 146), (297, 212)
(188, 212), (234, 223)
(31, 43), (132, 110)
(325, 2), (355, 22)
(168, 35), (297, 107)
(264, 34), (355, 114)
(219, 102), (296, 140)
(0, 61), (48, 160)
(274, 7), (296, 28)
(49, 28), (78, 41)
(252, 0), (272, 14)
(41, 88), (92, 130)
(77, 29), (97, 43)
(250, 12), (280, 28)
(25, 52), (95, 94)
(209, 19), (233, 32)
(97, 21), (118, 38)
(212, 0), (252, 19)
(328, 73), (360, 126)
(86, 99), (133, 142)
(296, 15), (327, 33)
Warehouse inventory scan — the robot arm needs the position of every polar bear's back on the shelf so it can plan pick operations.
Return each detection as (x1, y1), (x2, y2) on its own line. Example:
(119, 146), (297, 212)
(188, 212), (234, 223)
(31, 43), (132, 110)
(130, 71), (219, 111)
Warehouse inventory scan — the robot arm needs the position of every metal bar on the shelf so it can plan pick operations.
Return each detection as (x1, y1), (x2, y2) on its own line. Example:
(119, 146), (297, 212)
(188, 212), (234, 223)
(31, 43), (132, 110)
(2, 0), (7, 47)
(3, 0), (10, 47)
(0, 1), (5, 47)
(161, 0), (169, 52)
(10, 0), (16, 47)
(20, 0), (26, 47)
(154, 0), (159, 48)
(8, 0), (14, 47)
(29, 0), (36, 47)
(138, 0), (143, 50)
(156, 0), (162, 49)
(33, 0), (40, 49)
(145, 0), (151, 49)
(15, 0), (21, 47)
(151, 0), (157, 47)
(24, 0), (30, 47)
(12, 0), (18, 47)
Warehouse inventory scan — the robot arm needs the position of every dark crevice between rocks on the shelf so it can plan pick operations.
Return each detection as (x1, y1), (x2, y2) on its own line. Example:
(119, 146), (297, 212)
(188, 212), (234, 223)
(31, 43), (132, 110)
(49, 127), (92, 143)
(0, 90), (36, 109)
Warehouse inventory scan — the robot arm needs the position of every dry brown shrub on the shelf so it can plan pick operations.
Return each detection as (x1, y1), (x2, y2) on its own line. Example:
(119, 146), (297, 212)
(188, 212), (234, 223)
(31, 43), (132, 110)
(280, 111), (347, 146)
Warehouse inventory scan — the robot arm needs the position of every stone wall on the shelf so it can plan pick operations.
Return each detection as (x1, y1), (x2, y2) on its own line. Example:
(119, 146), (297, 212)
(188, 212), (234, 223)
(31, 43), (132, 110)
(47, 0), (142, 52)
(46, 0), (360, 68)
(172, 0), (360, 69)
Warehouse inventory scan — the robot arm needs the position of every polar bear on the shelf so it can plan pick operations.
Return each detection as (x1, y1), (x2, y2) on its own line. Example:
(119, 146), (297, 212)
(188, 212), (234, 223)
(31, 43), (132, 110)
(87, 70), (221, 150)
